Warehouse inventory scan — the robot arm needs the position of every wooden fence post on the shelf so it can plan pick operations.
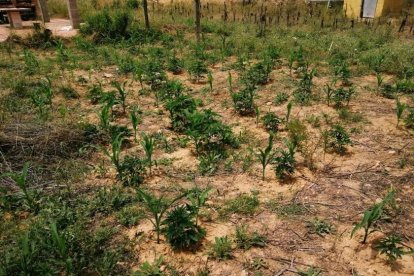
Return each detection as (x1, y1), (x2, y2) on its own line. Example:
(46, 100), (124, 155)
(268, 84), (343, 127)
(67, 0), (80, 29)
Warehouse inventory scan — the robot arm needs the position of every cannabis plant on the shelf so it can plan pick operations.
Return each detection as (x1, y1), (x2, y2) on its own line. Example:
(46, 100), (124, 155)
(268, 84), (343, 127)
(165, 95), (197, 132)
(351, 190), (395, 244)
(256, 133), (276, 181)
(262, 112), (282, 132)
(405, 107), (414, 129)
(231, 85), (256, 116)
(375, 234), (413, 261)
(162, 205), (206, 250)
(327, 124), (352, 154)
(274, 139), (296, 180)
(136, 189), (185, 243)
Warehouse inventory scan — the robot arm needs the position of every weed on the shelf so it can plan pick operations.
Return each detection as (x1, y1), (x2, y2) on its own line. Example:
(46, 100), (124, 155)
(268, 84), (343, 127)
(306, 218), (334, 237)
(297, 267), (322, 276)
(207, 71), (213, 92)
(186, 186), (211, 226)
(332, 87), (355, 108)
(273, 92), (289, 106)
(208, 236), (232, 261)
(118, 155), (146, 186)
(294, 68), (316, 105)
(133, 256), (164, 276)
(23, 49), (39, 75)
(396, 99), (407, 127)
(234, 224), (267, 250)
(112, 81), (128, 114)
(286, 101), (293, 123)
(117, 206), (146, 227)
(167, 51), (184, 74)
(198, 152), (222, 176)
(221, 192), (259, 217)
(351, 190), (395, 244)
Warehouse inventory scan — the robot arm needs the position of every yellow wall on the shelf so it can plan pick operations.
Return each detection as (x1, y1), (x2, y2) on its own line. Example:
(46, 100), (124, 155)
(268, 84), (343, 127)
(344, 0), (406, 18)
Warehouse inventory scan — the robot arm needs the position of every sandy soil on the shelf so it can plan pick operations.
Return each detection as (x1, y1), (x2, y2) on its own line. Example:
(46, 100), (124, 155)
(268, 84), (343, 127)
(0, 18), (77, 42)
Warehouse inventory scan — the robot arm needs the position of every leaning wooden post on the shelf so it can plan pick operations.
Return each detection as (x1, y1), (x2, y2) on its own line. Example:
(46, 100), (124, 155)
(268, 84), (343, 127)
(66, 0), (80, 29)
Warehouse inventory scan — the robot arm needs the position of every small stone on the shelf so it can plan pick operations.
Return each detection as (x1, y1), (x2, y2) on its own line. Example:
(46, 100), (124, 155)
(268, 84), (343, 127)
(266, 101), (272, 106)
(388, 150), (396, 154)
(103, 73), (113, 78)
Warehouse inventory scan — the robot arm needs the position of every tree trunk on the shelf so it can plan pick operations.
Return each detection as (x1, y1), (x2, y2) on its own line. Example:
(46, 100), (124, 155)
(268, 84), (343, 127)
(194, 0), (201, 42)
(66, 0), (80, 29)
(143, 0), (150, 29)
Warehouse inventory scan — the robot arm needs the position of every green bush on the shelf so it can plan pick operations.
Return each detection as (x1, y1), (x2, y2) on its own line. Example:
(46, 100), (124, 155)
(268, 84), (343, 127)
(231, 85), (256, 116)
(81, 10), (132, 43)
(162, 206), (206, 251)
(165, 95), (197, 132)
(262, 112), (282, 132)
(327, 124), (352, 154)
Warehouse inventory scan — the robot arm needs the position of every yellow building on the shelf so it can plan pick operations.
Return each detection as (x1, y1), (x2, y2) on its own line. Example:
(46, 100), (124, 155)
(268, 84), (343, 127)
(344, 0), (406, 18)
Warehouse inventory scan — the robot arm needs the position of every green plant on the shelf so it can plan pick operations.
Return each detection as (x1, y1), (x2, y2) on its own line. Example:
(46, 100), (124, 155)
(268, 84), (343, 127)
(327, 124), (352, 154)
(405, 107), (414, 129)
(208, 236), (232, 261)
(23, 49), (39, 75)
(262, 112), (282, 132)
(167, 51), (184, 74)
(274, 140), (296, 180)
(137, 189), (185, 243)
(351, 190), (395, 244)
(231, 85), (256, 116)
(186, 109), (238, 154)
(273, 92), (289, 105)
(101, 133), (124, 178)
(118, 155), (146, 186)
(162, 205), (206, 250)
(158, 80), (184, 102)
(396, 99), (407, 127)
(165, 95), (197, 132)
(332, 87), (355, 108)
(241, 58), (272, 86)
(186, 186), (211, 226)
(294, 68), (316, 105)
(375, 234), (413, 261)
(221, 192), (259, 217)
(306, 218), (334, 237)
(117, 206), (146, 227)
(141, 132), (156, 175)
(234, 224), (267, 250)
(130, 106), (142, 142)
(333, 60), (352, 86)
(228, 71), (233, 93)
(112, 81), (128, 114)
(198, 152), (222, 176)
(286, 101), (293, 123)
(297, 266), (322, 276)
(256, 133), (276, 181)
(187, 55), (208, 82)
(99, 104), (111, 130)
(134, 256), (164, 276)
(88, 83), (104, 104)
(50, 221), (72, 274)
(0, 163), (40, 213)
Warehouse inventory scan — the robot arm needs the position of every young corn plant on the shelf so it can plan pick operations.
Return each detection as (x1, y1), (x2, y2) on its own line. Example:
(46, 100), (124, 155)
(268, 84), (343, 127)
(0, 163), (39, 213)
(228, 71), (233, 93)
(286, 101), (293, 123)
(99, 104), (111, 131)
(396, 99), (407, 127)
(351, 190), (395, 244)
(50, 221), (72, 274)
(207, 71), (213, 92)
(141, 132), (155, 175)
(112, 81), (128, 114)
(129, 106), (142, 142)
(186, 186), (212, 226)
(256, 133), (276, 181)
(136, 188), (185, 243)
(101, 133), (124, 178)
